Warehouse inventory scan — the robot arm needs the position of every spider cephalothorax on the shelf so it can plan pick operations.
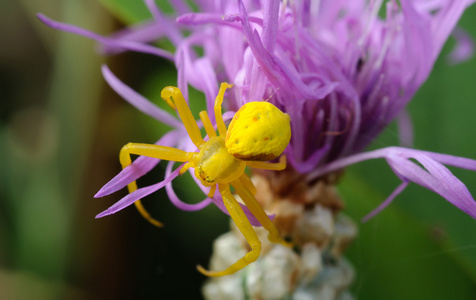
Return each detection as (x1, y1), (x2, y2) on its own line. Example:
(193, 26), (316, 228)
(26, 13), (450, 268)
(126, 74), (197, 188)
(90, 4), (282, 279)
(192, 136), (246, 186)
(117, 83), (291, 276)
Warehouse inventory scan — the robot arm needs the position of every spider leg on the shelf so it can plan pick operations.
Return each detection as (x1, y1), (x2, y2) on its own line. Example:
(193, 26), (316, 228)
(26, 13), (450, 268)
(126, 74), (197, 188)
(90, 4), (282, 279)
(246, 155), (287, 171)
(179, 162), (193, 175)
(120, 143), (190, 227)
(199, 111), (217, 138)
(207, 184), (217, 198)
(200, 110), (217, 138)
(214, 83), (233, 136)
(197, 183), (261, 277)
(232, 177), (291, 247)
(161, 86), (204, 148)
(239, 173), (257, 195)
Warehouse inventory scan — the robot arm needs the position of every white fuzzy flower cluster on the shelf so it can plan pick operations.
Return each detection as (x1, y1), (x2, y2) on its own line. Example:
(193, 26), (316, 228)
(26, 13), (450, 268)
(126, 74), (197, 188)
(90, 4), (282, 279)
(203, 207), (357, 300)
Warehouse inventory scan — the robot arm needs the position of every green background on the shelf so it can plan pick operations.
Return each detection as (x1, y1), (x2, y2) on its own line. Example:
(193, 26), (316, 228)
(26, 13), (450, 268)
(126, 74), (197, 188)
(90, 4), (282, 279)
(1, 0), (476, 299)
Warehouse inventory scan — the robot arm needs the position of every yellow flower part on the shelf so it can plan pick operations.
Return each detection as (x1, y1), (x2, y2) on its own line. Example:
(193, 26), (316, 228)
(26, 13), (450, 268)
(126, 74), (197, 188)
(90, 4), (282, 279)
(226, 102), (291, 161)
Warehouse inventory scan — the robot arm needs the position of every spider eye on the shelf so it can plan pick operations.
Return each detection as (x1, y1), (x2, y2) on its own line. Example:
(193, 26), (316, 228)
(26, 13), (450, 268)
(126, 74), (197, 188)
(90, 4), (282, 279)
(225, 102), (291, 161)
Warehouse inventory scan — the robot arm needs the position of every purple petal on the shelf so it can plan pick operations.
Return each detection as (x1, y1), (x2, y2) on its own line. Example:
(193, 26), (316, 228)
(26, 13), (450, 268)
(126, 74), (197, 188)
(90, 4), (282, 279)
(431, 0), (470, 63)
(96, 163), (183, 218)
(396, 109), (414, 148)
(419, 151), (476, 171)
(288, 102), (305, 163)
(101, 65), (183, 128)
(164, 161), (212, 211)
(222, 111), (236, 122)
(308, 147), (395, 180)
(296, 28), (357, 99)
(193, 58), (219, 119)
(362, 181), (409, 222)
(274, 48), (338, 100)
(144, 0), (183, 46)
(447, 27), (474, 64)
(411, 154), (476, 218)
(95, 131), (180, 198)
(248, 56), (268, 102)
(176, 12), (263, 28)
(400, 0), (433, 86)
(308, 146), (476, 220)
(145, 0), (163, 21)
(386, 155), (464, 209)
(288, 144), (330, 173)
(169, 0), (192, 15)
(177, 13), (242, 28)
(309, 147), (476, 180)
(36, 14), (174, 60)
(174, 33), (219, 107)
(176, 49), (188, 101)
(237, 1), (317, 101)
(261, 0), (279, 52)
(102, 21), (164, 54)
(219, 10), (246, 81)
(339, 94), (362, 157)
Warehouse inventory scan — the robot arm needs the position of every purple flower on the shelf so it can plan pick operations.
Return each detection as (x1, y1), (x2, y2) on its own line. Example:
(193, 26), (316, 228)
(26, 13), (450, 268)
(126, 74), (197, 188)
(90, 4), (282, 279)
(38, 0), (476, 221)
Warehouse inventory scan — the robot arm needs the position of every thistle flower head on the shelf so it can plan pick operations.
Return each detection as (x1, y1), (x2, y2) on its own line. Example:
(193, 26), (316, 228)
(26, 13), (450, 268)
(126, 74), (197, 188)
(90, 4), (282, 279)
(173, 0), (473, 168)
(38, 0), (476, 259)
(171, 0), (476, 219)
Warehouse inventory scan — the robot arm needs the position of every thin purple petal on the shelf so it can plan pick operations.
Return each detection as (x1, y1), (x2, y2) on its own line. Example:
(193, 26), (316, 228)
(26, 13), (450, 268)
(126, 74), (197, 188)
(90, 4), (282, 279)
(144, 0), (183, 46)
(237, 1), (317, 101)
(261, 0), (279, 52)
(412, 154), (476, 218)
(164, 161), (212, 211)
(177, 13), (242, 28)
(431, 0), (470, 62)
(400, 0), (433, 86)
(101, 65), (183, 128)
(362, 181), (409, 222)
(288, 144), (330, 173)
(144, 0), (163, 21)
(308, 146), (476, 220)
(309, 147), (476, 180)
(95, 131), (180, 198)
(96, 163), (184, 218)
(102, 21), (164, 54)
(177, 12), (263, 28)
(396, 109), (414, 148)
(448, 27), (474, 64)
(36, 14), (174, 60)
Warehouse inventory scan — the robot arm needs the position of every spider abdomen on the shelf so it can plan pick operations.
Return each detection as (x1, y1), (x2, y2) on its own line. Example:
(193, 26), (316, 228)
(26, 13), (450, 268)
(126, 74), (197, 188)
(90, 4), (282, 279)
(225, 102), (291, 161)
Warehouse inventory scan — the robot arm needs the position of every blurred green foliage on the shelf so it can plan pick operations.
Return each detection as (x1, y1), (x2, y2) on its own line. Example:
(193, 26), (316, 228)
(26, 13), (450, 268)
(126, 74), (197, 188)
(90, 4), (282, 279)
(2, 0), (476, 299)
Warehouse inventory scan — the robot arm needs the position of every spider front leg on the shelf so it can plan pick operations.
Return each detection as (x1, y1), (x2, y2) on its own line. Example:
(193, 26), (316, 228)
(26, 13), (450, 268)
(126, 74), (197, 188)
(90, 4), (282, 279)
(197, 183), (261, 277)
(214, 82), (233, 136)
(120, 143), (190, 227)
(161, 86), (204, 148)
(232, 176), (291, 247)
(199, 110), (217, 138)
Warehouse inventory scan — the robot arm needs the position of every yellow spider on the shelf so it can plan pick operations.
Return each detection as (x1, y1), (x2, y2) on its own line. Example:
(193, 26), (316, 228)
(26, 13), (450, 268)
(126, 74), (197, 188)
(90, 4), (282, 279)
(120, 83), (291, 277)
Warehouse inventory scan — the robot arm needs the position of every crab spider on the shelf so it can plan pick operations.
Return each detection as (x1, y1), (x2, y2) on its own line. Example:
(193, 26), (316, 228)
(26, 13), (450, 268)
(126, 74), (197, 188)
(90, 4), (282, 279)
(120, 83), (292, 277)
